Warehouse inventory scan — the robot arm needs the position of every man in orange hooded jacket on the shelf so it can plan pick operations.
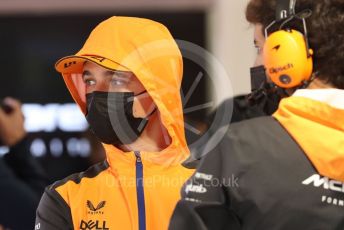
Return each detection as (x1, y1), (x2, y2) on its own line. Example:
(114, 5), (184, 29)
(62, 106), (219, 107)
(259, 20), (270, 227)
(169, 0), (344, 229)
(35, 16), (194, 230)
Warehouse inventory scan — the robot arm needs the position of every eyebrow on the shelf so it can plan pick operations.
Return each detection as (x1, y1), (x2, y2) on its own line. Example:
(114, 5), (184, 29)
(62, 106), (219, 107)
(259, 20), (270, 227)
(104, 70), (116, 77)
(111, 71), (133, 79)
(82, 70), (92, 79)
(82, 69), (133, 80)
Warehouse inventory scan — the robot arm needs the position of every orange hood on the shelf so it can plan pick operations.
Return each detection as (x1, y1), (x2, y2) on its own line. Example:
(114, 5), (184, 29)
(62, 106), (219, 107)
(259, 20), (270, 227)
(274, 89), (344, 182)
(55, 16), (189, 167)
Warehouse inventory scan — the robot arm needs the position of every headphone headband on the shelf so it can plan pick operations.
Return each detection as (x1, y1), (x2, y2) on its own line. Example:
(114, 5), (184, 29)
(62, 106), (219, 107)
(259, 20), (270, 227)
(276, 0), (296, 21)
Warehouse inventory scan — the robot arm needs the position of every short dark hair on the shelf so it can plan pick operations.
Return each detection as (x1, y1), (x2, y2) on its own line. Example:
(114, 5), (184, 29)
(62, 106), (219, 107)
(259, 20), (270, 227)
(246, 0), (344, 89)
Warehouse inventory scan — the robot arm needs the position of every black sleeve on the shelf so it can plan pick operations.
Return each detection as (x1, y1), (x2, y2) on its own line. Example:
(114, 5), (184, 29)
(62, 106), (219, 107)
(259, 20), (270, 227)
(206, 96), (267, 126)
(0, 158), (42, 230)
(183, 95), (270, 169)
(169, 142), (241, 230)
(35, 187), (73, 230)
(3, 136), (48, 196)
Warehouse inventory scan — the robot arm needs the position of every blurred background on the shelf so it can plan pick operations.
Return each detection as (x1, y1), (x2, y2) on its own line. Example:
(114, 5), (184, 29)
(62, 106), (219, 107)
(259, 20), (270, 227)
(0, 0), (255, 183)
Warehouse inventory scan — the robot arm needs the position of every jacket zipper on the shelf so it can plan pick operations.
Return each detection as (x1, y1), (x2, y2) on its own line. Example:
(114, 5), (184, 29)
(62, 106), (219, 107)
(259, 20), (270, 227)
(135, 151), (146, 230)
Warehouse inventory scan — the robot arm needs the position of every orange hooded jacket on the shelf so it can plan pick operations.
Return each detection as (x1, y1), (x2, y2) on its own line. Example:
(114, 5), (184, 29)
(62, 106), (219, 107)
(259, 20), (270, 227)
(35, 16), (194, 230)
(274, 89), (344, 182)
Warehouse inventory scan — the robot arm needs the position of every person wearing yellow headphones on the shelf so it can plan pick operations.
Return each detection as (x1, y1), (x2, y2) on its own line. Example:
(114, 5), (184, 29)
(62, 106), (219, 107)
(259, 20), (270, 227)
(35, 16), (194, 230)
(169, 0), (344, 229)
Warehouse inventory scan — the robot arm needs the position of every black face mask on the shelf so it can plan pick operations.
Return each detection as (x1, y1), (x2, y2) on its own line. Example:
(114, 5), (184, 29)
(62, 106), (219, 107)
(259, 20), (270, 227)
(250, 65), (268, 91)
(248, 65), (284, 115)
(86, 91), (154, 146)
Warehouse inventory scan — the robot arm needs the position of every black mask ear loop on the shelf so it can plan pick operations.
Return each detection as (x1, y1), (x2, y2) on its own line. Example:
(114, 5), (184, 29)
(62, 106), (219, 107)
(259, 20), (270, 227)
(135, 90), (148, 97)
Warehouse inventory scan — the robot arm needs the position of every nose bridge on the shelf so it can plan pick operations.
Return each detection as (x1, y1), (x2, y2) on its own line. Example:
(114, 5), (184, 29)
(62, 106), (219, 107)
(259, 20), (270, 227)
(95, 74), (110, 92)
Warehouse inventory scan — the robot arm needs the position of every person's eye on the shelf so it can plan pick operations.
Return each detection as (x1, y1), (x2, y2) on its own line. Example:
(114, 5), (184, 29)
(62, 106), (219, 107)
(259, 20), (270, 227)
(111, 79), (128, 86)
(83, 78), (96, 86)
(110, 74), (130, 86)
(255, 45), (262, 55)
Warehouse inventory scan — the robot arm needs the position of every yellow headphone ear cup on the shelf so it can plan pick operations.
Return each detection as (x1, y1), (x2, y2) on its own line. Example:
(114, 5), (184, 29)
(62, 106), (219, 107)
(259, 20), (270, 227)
(263, 29), (313, 88)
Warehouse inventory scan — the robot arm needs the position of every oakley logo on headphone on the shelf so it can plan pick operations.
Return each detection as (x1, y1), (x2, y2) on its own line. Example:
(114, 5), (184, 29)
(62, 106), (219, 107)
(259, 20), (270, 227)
(272, 44), (281, 51)
(269, 63), (294, 74)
